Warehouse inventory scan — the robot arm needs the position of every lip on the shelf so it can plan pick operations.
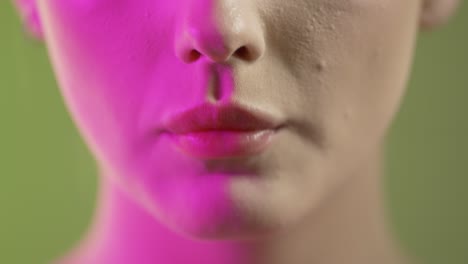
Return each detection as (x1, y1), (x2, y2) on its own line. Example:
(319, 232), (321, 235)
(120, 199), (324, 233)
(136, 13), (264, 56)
(159, 103), (284, 159)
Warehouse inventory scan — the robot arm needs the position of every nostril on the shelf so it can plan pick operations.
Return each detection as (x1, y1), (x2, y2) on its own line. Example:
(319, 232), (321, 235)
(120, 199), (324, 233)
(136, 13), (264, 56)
(234, 46), (257, 61)
(234, 46), (251, 61)
(182, 45), (258, 64)
(187, 49), (201, 62)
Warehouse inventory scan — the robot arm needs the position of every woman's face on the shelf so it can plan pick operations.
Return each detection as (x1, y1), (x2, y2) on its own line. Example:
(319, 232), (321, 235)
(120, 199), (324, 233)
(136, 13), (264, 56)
(35, 0), (421, 239)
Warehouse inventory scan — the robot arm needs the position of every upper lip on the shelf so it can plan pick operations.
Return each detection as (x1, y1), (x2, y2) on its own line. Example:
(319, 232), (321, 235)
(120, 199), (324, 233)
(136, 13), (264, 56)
(160, 102), (284, 134)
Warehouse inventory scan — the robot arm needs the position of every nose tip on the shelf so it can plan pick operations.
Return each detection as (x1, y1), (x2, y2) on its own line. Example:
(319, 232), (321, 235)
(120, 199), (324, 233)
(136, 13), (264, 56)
(175, 1), (265, 64)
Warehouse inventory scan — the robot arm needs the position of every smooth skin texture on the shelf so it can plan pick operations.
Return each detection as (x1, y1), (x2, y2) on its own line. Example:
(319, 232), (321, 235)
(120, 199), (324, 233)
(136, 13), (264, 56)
(14, 0), (459, 263)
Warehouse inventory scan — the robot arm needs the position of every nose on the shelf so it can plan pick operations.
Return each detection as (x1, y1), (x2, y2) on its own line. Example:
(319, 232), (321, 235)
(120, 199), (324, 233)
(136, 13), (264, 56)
(175, 0), (265, 64)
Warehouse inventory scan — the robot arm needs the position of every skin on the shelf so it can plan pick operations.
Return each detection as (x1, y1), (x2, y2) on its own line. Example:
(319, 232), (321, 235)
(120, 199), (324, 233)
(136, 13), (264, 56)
(14, 0), (459, 263)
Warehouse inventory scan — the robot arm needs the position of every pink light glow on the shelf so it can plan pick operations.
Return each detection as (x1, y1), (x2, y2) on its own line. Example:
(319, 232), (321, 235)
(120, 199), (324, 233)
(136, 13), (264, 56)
(32, 0), (271, 262)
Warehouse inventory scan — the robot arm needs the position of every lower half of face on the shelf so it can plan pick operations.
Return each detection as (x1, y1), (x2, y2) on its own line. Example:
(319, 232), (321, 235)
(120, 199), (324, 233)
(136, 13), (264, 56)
(38, 0), (420, 240)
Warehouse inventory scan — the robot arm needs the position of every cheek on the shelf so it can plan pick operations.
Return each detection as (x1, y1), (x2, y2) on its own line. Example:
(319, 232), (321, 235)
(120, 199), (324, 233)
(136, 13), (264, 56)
(299, 2), (421, 201)
(39, 1), (173, 71)
(255, 0), (421, 217)
(333, 1), (419, 140)
(37, 2), (178, 164)
(290, 0), (420, 147)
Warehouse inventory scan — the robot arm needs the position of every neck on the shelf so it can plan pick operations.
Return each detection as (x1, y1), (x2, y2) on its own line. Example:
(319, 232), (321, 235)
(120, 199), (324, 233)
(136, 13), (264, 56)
(59, 147), (410, 264)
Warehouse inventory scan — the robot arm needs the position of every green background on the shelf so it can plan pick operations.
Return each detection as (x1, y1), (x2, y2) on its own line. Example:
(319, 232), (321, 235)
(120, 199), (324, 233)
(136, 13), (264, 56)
(1, 2), (467, 264)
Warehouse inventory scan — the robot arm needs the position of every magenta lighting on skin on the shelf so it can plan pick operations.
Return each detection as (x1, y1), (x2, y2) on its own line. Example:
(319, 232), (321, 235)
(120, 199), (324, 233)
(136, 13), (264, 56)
(13, 0), (460, 263)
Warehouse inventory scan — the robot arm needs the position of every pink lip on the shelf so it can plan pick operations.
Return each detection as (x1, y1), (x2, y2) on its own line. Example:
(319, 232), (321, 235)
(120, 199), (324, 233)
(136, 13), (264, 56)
(159, 103), (284, 159)
(166, 129), (278, 159)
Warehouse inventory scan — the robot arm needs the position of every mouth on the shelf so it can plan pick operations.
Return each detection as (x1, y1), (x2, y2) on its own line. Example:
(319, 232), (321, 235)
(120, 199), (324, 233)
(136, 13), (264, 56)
(159, 102), (285, 159)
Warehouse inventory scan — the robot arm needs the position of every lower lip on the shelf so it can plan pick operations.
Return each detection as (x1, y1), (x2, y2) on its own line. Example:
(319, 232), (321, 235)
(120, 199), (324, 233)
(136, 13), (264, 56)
(165, 129), (278, 159)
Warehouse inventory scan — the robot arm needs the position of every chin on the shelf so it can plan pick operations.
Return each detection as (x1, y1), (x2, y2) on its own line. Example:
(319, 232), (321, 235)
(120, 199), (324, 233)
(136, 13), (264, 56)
(171, 221), (269, 241)
(163, 210), (283, 242)
(136, 176), (291, 242)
